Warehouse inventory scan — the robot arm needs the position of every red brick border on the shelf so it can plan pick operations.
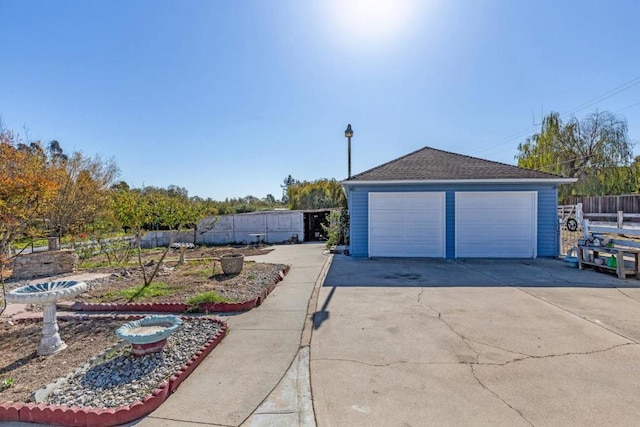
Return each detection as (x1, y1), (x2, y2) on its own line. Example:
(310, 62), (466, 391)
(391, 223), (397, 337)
(0, 317), (228, 426)
(59, 265), (290, 314)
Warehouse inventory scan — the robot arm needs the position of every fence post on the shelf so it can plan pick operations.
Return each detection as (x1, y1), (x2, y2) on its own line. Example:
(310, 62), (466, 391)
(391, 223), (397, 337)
(576, 203), (583, 223)
(617, 211), (624, 229)
(583, 219), (590, 238)
(232, 215), (236, 243)
(47, 237), (60, 251)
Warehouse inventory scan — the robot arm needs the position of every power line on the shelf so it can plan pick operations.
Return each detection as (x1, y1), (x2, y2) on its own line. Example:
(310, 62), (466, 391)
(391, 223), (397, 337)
(615, 101), (640, 114)
(472, 98), (640, 159)
(563, 78), (640, 116)
(472, 103), (640, 169)
(468, 76), (640, 157)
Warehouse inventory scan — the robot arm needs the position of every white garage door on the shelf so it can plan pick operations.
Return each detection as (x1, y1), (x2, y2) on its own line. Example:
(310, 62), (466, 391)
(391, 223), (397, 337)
(455, 192), (537, 258)
(369, 192), (445, 257)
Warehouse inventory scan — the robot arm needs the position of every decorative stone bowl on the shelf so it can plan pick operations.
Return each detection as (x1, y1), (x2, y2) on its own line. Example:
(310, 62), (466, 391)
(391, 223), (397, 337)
(220, 253), (244, 275)
(6, 281), (88, 356)
(6, 280), (88, 304)
(116, 315), (183, 357)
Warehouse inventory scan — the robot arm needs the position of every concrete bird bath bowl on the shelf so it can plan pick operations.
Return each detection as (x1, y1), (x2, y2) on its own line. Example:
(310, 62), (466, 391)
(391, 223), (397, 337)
(6, 280), (88, 355)
(116, 315), (183, 356)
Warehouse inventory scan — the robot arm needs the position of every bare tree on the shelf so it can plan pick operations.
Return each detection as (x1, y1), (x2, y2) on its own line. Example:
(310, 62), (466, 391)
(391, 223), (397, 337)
(45, 144), (119, 237)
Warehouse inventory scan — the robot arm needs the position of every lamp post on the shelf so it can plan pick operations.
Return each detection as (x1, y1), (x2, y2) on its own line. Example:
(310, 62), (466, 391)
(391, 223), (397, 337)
(345, 124), (353, 179)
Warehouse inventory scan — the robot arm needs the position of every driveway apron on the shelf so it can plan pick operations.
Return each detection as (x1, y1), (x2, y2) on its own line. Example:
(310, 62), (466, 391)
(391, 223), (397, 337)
(311, 256), (640, 427)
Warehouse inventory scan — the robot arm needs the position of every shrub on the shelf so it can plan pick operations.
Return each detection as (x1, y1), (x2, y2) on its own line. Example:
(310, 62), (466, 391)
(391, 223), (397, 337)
(322, 209), (350, 247)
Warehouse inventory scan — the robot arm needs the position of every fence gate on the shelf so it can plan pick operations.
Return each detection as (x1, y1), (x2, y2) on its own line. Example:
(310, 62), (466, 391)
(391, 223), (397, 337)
(558, 204), (581, 257)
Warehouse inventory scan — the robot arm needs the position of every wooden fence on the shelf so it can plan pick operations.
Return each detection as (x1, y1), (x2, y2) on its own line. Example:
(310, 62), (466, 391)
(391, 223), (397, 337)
(565, 194), (640, 216)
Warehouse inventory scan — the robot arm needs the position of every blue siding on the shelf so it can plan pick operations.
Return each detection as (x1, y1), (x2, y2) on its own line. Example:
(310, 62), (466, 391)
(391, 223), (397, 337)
(537, 186), (559, 257)
(347, 187), (369, 257)
(446, 192), (455, 258)
(346, 183), (559, 259)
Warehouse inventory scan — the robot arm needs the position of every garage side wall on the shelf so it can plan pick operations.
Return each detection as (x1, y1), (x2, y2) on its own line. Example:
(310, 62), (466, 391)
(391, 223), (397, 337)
(346, 183), (559, 258)
(539, 185), (559, 257)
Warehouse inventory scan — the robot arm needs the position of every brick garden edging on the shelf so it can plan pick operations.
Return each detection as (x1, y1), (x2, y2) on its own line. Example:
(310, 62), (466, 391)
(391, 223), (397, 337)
(0, 316), (227, 426)
(59, 265), (290, 314)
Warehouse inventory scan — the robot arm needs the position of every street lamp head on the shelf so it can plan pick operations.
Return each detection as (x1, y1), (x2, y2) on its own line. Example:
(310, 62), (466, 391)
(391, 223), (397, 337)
(344, 124), (353, 138)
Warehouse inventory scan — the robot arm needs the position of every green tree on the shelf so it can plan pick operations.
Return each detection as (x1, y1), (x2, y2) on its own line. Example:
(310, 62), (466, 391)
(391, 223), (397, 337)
(111, 186), (209, 288)
(110, 188), (155, 287)
(0, 128), (58, 258)
(110, 180), (130, 192)
(516, 111), (635, 199)
(281, 175), (298, 203)
(321, 208), (350, 247)
(287, 179), (346, 210)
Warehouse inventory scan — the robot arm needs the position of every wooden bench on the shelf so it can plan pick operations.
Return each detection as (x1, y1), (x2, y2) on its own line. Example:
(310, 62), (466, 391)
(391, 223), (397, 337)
(577, 244), (640, 279)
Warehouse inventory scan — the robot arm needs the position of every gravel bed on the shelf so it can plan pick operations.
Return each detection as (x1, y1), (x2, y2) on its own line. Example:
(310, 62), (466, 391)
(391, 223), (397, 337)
(213, 267), (284, 302)
(45, 319), (223, 408)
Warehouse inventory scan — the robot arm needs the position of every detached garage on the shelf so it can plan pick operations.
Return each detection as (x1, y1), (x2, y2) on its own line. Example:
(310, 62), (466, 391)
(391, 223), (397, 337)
(342, 146), (575, 259)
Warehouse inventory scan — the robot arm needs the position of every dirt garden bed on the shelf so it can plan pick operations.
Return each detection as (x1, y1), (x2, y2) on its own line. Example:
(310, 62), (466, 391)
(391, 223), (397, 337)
(0, 245), (286, 415)
(3, 245), (287, 309)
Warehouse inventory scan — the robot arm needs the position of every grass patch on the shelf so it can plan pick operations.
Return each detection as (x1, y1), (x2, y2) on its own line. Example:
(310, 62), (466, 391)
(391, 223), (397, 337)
(12, 239), (48, 250)
(181, 270), (212, 278)
(1, 378), (14, 391)
(118, 282), (173, 301)
(185, 259), (212, 267)
(181, 259), (216, 278)
(186, 291), (234, 306)
(79, 259), (113, 269)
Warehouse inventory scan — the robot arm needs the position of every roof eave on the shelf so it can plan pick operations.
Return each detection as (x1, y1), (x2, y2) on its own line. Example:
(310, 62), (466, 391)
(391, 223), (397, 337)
(341, 178), (578, 186)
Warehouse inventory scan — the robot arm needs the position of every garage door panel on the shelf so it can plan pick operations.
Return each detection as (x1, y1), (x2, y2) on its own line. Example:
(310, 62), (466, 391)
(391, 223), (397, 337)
(372, 211), (399, 223)
(404, 197), (433, 210)
(455, 192), (537, 258)
(370, 197), (400, 210)
(458, 225), (532, 239)
(369, 192), (445, 258)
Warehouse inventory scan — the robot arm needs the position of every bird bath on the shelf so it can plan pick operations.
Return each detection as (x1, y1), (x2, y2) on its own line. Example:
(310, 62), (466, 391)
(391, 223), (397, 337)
(116, 315), (183, 356)
(6, 280), (88, 356)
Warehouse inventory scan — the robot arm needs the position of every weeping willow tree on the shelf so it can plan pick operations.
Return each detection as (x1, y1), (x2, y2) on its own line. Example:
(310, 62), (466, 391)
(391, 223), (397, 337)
(516, 111), (635, 201)
(286, 178), (346, 210)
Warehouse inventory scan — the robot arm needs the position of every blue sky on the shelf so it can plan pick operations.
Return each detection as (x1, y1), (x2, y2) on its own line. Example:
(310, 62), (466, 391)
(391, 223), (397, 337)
(1, 0), (639, 200)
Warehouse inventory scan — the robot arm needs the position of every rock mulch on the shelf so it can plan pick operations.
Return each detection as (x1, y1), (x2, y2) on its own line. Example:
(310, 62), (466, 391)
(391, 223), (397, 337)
(44, 319), (224, 409)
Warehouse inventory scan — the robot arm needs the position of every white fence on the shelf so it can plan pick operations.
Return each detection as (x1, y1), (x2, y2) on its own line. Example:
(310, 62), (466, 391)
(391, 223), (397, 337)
(583, 218), (640, 238)
(559, 203), (640, 255)
(139, 211), (305, 248)
(139, 231), (196, 249)
(198, 211), (304, 245)
(559, 204), (582, 256)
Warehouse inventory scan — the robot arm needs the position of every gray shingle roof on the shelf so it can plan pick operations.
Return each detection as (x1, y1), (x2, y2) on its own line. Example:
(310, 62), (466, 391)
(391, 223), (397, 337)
(347, 146), (567, 181)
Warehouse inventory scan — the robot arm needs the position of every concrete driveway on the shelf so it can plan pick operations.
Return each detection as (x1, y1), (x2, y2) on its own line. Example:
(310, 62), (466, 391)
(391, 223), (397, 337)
(311, 257), (640, 426)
